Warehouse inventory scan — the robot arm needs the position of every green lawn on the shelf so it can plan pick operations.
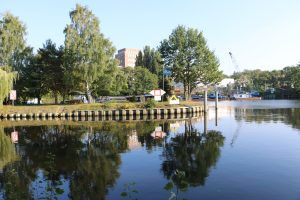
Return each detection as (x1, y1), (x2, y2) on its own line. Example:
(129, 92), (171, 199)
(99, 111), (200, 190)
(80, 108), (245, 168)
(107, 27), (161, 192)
(0, 101), (203, 115)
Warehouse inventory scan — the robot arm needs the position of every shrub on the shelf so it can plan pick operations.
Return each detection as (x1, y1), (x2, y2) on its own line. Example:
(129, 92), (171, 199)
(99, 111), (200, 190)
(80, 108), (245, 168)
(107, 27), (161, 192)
(144, 99), (157, 109)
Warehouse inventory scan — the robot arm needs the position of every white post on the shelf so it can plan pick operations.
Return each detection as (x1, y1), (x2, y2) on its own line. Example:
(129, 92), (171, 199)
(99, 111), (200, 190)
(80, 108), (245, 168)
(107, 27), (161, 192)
(204, 85), (208, 113)
(215, 89), (218, 110)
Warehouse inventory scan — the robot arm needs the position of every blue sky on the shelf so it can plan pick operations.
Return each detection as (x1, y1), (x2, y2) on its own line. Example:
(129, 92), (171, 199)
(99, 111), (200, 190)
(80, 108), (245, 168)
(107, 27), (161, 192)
(1, 0), (300, 75)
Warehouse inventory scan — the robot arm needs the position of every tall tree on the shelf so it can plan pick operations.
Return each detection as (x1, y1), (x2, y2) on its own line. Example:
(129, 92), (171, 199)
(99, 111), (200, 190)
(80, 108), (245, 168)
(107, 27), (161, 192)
(13, 47), (34, 102)
(0, 12), (26, 71)
(159, 25), (222, 99)
(21, 55), (48, 104)
(64, 4), (117, 103)
(135, 46), (163, 76)
(38, 40), (64, 104)
(0, 12), (26, 104)
(135, 51), (143, 67)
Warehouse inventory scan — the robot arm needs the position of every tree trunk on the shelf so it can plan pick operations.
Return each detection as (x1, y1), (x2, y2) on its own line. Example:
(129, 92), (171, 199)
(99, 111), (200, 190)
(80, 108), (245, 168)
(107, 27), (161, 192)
(187, 83), (192, 100)
(183, 82), (187, 100)
(85, 81), (91, 103)
(54, 92), (58, 104)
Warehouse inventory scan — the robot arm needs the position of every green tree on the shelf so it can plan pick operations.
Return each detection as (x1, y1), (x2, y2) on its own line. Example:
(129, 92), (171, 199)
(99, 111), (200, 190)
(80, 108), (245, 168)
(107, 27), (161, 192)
(135, 46), (163, 76)
(38, 40), (65, 104)
(283, 66), (300, 98)
(0, 12), (26, 71)
(159, 25), (222, 99)
(0, 12), (26, 105)
(135, 51), (143, 67)
(0, 69), (17, 105)
(21, 55), (48, 104)
(122, 67), (135, 95)
(93, 66), (128, 97)
(132, 67), (158, 95)
(283, 66), (300, 90)
(13, 47), (34, 103)
(64, 4), (118, 103)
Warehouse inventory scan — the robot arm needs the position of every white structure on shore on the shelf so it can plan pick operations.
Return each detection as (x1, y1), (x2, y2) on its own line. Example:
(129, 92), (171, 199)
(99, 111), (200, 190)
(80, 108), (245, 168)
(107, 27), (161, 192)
(217, 78), (235, 87)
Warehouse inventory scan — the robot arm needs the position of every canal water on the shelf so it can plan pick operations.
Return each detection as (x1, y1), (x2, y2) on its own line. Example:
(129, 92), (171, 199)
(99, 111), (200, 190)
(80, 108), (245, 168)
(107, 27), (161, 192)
(0, 100), (300, 200)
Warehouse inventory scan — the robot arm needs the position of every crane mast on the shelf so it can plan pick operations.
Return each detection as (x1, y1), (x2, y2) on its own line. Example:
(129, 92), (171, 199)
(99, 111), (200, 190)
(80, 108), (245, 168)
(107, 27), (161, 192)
(229, 52), (240, 72)
(229, 52), (244, 93)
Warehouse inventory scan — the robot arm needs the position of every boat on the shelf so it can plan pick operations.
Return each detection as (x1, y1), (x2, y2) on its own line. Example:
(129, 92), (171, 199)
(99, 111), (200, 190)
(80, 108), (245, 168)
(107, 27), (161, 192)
(231, 92), (261, 100)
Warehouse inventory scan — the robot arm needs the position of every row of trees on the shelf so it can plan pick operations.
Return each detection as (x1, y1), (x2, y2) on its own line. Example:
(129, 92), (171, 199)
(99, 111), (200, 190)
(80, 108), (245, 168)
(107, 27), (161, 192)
(0, 4), (223, 105)
(232, 66), (300, 98)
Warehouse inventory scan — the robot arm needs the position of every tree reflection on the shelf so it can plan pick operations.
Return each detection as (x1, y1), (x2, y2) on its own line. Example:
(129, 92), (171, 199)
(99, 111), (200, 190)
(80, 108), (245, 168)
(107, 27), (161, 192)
(0, 127), (33, 199)
(161, 121), (225, 189)
(0, 127), (18, 170)
(234, 108), (300, 130)
(69, 129), (125, 200)
(0, 123), (130, 200)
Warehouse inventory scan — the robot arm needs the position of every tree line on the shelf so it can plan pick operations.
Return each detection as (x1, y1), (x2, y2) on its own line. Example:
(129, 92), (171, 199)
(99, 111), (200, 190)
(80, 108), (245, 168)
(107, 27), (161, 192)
(231, 66), (300, 98)
(0, 4), (225, 105)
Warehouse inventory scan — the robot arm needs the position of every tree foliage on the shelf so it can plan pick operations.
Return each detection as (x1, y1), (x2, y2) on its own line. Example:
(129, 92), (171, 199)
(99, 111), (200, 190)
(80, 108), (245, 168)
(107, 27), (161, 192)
(0, 12), (26, 104)
(127, 67), (158, 95)
(38, 40), (64, 104)
(159, 25), (222, 99)
(231, 66), (300, 98)
(0, 69), (17, 104)
(64, 4), (117, 102)
(0, 12), (26, 71)
(93, 66), (128, 97)
(135, 46), (162, 76)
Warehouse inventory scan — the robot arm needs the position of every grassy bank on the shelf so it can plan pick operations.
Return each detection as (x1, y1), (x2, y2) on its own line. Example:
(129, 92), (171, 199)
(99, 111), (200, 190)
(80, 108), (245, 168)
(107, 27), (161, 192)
(0, 101), (203, 115)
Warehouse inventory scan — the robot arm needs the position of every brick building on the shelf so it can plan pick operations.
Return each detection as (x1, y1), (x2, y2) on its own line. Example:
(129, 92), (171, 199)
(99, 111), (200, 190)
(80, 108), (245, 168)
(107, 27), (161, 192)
(115, 48), (140, 67)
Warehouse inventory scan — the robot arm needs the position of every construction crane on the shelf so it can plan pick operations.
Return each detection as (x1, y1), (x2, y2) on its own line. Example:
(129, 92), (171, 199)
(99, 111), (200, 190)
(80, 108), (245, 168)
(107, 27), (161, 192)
(229, 52), (247, 92)
(229, 52), (240, 73)
(229, 52), (244, 147)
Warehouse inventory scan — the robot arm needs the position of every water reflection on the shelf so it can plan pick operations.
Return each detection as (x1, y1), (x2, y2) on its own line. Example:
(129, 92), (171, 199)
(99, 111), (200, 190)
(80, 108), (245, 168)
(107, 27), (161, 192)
(0, 117), (225, 199)
(161, 120), (224, 189)
(0, 124), (129, 199)
(0, 127), (18, 170)
(2, 103), (299, 199)
(234, 108), (300, 130)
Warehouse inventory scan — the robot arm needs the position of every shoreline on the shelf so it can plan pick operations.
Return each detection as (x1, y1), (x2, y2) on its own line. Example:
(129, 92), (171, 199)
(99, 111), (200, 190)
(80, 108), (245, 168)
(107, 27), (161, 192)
(0, 102), (204, 121)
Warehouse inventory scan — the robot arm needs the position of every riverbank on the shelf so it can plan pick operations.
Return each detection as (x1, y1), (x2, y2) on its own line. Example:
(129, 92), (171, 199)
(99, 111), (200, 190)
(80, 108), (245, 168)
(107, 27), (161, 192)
(0, 101), (204, 120)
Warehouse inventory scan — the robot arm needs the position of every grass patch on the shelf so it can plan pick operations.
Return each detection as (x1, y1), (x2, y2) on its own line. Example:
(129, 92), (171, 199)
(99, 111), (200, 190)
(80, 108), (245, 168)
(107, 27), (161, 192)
(0, 101), (203, 115)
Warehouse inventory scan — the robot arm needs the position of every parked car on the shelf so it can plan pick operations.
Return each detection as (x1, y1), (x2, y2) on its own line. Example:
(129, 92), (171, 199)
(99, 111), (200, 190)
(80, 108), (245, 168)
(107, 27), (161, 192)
(191, 95), (200, 100)
(208, 93), (226, 99)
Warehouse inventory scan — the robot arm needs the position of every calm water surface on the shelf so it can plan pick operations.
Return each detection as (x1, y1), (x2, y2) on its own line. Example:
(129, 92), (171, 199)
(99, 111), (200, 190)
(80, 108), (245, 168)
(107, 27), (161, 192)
(0, 100), (300, 200)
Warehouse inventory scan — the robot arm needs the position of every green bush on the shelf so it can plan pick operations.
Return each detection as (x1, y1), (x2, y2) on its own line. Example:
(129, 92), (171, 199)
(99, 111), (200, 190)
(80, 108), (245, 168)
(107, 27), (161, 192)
(144, 99), (157, 109)
(117, 103), (132, 109)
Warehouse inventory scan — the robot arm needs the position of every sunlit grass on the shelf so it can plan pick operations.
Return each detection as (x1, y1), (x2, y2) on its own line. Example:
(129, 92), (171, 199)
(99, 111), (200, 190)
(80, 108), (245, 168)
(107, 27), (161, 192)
(0, 101), (203, 115)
